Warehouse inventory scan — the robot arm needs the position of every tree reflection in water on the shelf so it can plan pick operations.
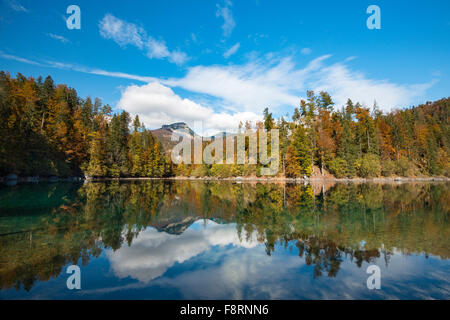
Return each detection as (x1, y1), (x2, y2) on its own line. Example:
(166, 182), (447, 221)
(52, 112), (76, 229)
(0, 180), (448, 291)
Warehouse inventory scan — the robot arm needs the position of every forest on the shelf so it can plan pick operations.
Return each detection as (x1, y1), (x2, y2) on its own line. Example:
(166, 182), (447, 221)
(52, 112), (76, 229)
(0, 71), (449, 178)
(0, 71), (172, 178)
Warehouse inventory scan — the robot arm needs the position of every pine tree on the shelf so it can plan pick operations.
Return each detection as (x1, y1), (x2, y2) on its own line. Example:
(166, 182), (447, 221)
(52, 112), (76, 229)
(285, 125), (312, 177)
(106, 111), (130, 177)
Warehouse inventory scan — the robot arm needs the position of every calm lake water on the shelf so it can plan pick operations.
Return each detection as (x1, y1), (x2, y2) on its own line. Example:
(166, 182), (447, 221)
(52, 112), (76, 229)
(0, 180), (449, 299)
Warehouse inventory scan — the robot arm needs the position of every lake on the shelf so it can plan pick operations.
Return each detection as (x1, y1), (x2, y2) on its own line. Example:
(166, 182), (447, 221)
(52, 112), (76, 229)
(0, 180), (449, 299)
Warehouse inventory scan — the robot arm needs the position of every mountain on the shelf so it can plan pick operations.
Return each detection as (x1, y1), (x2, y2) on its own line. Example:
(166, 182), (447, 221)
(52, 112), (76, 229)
(151, 122), (237, 155)
(161, 122), (196, 136)
(151, 122), (196, 154)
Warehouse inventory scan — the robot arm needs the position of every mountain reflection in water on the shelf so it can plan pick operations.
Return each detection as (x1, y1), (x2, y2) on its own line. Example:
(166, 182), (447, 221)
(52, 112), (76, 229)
(0, 180), (449, 299)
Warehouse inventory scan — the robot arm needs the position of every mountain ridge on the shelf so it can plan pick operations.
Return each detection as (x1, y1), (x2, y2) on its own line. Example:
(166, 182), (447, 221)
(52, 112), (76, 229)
(151, 122), (235, 154)
(151, 122), (196, 154)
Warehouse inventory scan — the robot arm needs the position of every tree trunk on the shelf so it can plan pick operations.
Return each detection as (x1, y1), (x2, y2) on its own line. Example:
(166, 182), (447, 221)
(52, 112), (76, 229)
(41, 112), (46, 132)
(321, 153), (324, 175)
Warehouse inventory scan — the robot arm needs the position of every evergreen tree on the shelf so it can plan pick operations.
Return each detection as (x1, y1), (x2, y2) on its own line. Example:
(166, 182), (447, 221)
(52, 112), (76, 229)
(285, 125), (312, 177)
(106, 112), (131, 177)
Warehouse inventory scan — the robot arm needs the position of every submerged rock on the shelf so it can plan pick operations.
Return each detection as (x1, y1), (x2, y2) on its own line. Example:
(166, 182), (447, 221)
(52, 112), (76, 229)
(4, 179), (17, 186)
(6, 173), (18, 180)
(25, 176), (39, 182)
(48, 176), (59, 182)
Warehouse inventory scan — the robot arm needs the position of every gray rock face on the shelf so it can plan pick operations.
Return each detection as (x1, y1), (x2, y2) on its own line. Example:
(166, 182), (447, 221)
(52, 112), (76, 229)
(161, 122), (196, 136)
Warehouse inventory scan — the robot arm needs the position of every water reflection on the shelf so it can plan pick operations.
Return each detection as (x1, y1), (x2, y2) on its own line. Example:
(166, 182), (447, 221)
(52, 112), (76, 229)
(108, 221), (258, 283)
(0, 181), (449, 299)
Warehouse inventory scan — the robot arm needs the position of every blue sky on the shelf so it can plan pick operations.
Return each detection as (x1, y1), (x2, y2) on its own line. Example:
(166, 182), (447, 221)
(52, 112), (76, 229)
(0, 0), (449, 133)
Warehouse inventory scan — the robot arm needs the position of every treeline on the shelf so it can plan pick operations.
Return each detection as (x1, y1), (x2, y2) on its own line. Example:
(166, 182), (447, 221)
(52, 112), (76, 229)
(285, 91), (449, 178)
(179, 91), (450, 178)
(0, 71), (172, 177)
(1, 72), (448, 178)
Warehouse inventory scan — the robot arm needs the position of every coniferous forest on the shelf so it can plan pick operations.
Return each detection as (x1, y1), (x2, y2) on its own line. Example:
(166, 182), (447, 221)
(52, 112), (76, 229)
(0, 72), (173, 178)
(0, 71), (449, 179)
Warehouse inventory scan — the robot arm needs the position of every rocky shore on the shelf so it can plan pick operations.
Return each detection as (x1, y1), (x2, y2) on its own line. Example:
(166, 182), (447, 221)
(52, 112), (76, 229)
(2, 174), (449, 185)
(0, 174), (84, 185)
(166, 176), (450, 183)
(83, 175), (450, 183)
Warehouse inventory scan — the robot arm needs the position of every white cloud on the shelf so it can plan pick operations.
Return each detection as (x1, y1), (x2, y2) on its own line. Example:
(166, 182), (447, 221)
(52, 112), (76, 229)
(6, 0), (28, 12)
(46, 33), (70, 44)
(312, 63), (437, 110)
(224, 42), (240, 58)
(248, 33), (268, 45)
(3, 50), (437, 117)
(75, 226), (450, 299)
(169, 50), (189, 65)
(45, 60), (157, 82)
(170, 248), (446, 299)
(146, 38), (170, 58)
(164, 56), (324, 113)
(216, 0), (236, 37)
(0, 51), (42, 66)
(99, 14), (188, 65)
(145, 38), (189, 65)
(107, 220), (258, 283)
(164, 54), (437, 113)
(300, 48), (312, 55)
(99, 14), (145, 49)
(0, 51), (159, 82)
(153, 248), (307, 299)
(117, 81), (260, 134)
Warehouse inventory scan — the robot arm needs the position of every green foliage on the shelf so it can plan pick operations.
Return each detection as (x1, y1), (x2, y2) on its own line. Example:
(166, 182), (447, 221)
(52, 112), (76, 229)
(176, 163), (190, 176)
(209, 164), (241, 178)
(285, 125), (312, 177)
(263, 107), (274, 131)
(356, 154), (381, 178)
(444, 165), (450, 177)
(381, 159), (396, 177)
(241, 164), (257, 177)
(395, 157), (415, 177)
(327, 157), (348, 178)
(191, 164), (209, 177)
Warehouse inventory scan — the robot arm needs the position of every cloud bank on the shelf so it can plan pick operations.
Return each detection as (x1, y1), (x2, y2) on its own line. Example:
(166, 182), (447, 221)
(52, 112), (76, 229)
(118, 82), (261, 135)
(163, 54), (436, 114)
(117, 53), (437, 132)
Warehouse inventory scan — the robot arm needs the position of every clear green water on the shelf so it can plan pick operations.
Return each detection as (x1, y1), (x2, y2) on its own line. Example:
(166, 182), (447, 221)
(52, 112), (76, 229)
(0, 180), (449, 299)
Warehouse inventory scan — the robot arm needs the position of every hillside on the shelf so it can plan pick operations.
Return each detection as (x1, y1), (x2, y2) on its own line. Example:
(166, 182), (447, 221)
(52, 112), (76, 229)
(151, 122), (196, 154)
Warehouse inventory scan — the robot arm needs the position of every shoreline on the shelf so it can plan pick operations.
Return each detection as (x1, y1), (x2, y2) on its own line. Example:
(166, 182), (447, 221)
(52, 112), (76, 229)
(2, 175), (449, 185)
(80, 175), (450, 183)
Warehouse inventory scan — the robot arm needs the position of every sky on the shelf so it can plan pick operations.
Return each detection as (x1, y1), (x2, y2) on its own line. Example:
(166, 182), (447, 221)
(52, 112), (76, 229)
(0, 0), (449, 134)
